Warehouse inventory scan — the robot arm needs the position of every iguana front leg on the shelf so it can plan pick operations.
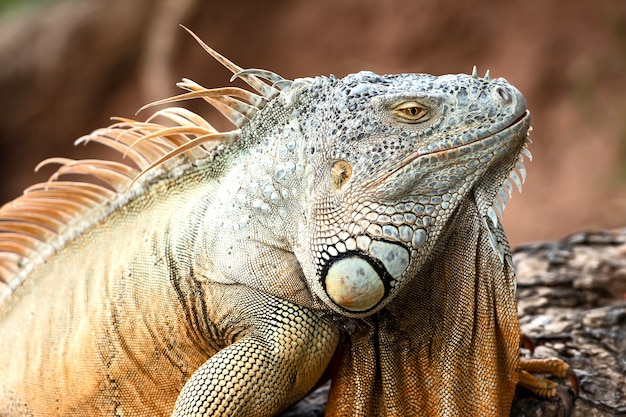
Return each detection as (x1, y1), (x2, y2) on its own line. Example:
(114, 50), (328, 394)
(171, 291), (339, 417)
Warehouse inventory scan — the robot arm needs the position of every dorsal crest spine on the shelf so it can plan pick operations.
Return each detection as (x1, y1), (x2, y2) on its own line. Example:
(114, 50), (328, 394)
(0, 28), (294, 294)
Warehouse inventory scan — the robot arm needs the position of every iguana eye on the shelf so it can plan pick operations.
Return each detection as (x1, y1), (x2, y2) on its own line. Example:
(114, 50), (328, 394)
(392, 101), (429, 123)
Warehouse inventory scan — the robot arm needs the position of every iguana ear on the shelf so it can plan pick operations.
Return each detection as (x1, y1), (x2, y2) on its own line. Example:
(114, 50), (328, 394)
(331, 160), (353, 191)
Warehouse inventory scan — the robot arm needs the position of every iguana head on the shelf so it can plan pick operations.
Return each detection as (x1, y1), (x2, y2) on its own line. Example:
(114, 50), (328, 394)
(290, 69), (530, 317)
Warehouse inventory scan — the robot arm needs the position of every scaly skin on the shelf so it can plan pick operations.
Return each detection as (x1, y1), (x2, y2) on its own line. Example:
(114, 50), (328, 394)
(0, 32), (570, 416)
(0, 170), (339, 416)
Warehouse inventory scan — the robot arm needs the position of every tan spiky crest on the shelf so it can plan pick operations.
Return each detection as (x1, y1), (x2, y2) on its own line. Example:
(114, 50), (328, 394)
(0, 28), (294, 296)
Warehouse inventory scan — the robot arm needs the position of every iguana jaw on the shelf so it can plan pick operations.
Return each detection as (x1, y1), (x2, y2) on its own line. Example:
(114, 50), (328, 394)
(474, 111), (532, 266)
(363, 109), (530, 192)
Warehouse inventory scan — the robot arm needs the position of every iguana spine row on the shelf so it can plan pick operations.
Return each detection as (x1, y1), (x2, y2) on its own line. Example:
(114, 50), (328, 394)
(0, 28), (287, 300)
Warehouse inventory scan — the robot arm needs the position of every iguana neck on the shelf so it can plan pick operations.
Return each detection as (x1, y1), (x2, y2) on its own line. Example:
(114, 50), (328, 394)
(170, 116), (325, 310)
(327, 197), (520, 415)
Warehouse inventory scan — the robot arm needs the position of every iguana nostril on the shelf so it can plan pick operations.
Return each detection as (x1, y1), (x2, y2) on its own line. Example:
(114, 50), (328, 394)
(495, 87), (512, 104)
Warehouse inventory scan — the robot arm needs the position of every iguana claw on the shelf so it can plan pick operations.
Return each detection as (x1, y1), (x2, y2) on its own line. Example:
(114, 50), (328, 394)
(556, 385), (576, 417)
(520, 332), (535, 354)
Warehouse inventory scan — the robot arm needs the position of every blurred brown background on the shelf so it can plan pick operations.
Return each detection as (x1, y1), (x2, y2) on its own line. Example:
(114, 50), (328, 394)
(0, 0), (625, 246)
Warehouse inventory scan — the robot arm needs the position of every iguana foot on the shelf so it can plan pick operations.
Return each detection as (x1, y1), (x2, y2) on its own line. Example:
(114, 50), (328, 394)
(517, 357), (579, 416)
(518, 357), (579, 398)
(518, 333), (579, 397)
(517, 333), (579, 415)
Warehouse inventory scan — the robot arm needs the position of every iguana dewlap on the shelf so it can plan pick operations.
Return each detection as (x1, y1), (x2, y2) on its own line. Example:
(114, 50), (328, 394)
(0, 28), (572, 416)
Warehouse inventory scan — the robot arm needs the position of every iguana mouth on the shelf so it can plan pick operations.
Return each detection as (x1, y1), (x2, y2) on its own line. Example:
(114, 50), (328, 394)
(507, 110), (531, 131)
(364, 110), (531, 191)
(495, 109), (531, 144)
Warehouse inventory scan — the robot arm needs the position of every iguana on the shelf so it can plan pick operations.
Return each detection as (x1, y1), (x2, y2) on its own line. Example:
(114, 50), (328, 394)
(0, 28), (576, 416)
